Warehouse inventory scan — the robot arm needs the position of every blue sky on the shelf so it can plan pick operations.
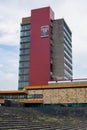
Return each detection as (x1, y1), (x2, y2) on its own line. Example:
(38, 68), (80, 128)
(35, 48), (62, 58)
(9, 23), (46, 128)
(0, 0), (87, 90)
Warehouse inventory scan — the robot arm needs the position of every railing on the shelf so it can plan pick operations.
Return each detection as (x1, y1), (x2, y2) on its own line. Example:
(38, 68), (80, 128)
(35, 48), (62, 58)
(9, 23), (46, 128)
(48, 78), (87, 85)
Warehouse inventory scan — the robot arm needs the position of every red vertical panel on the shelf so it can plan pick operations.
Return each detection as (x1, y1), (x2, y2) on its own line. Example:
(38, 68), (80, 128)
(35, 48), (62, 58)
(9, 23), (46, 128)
(29, 7), (54, 86)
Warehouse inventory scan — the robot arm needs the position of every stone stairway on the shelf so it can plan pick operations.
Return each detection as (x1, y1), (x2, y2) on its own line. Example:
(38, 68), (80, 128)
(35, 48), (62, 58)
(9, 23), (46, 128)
(0, 106), (87, 129)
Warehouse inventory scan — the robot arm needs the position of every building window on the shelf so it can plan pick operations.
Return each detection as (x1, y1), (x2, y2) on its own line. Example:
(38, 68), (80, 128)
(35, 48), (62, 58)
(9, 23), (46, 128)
(20, 37), (30, 43)
(20, 49), (30, 55)
(19, 75), (29, 82)
(27, 94), (43, 99)
(19, 61), (29, 68)
(18, 82), (29, 90)
(20, 43), (30, 49)
(20, 31), (30, 37)
(19, 68), (29, 75)
(21, 24), (30, 31)
(20, 55), (29, 61)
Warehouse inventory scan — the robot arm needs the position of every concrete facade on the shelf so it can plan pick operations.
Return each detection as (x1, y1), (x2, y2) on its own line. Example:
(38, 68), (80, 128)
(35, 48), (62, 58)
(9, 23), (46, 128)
(51, 19), (64, 80)
(51, 19), (72, 80)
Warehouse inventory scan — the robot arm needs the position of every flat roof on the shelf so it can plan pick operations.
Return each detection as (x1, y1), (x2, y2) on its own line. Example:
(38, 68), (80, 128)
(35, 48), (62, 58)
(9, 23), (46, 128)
(25, 83), (87, 90)
(0, 90), (28, 94)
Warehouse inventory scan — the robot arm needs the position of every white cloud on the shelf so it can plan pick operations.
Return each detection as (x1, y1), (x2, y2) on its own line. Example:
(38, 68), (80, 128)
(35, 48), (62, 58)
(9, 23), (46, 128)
(0, 71), (18, 90)
(0, 47), (18, 90)
(0, 64), (3, 68)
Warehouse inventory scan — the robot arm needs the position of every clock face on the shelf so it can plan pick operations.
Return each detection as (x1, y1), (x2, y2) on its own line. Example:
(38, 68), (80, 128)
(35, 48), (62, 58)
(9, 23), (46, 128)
(41, 25), (49, 38)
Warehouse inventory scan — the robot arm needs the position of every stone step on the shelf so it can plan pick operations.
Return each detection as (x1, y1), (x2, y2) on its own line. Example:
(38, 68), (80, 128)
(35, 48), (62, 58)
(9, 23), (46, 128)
(0, 125), (30, 129)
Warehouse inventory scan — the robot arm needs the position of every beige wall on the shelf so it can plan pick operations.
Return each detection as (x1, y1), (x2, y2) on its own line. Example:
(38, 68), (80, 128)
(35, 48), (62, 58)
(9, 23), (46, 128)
(28, 87), (87, 104)
(22, 17), (31, 24)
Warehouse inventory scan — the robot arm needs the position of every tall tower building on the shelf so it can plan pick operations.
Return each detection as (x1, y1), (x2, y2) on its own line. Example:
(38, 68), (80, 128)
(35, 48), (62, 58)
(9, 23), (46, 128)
(51, 19), (72, 80)
(18, 7), (72, 90)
